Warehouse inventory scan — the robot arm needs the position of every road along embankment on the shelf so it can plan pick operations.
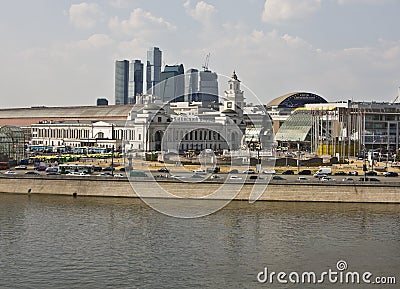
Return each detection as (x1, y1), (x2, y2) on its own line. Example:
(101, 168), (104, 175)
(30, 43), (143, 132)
(1, 175), (400, 203)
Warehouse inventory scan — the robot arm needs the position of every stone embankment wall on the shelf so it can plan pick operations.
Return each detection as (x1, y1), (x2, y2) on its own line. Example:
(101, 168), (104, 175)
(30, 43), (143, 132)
(0, 176), (399, 203)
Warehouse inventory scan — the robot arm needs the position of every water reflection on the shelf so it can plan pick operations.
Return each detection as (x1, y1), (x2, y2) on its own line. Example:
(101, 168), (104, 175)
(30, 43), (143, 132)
(0, 194), (399, 288)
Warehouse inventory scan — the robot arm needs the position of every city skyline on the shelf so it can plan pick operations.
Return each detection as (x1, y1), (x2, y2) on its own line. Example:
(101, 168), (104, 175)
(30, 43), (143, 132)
(1, 0), (400, 108)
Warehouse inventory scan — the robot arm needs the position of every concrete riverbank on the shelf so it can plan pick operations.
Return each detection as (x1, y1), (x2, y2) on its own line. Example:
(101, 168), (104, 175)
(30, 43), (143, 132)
(1, 175), (400, 203)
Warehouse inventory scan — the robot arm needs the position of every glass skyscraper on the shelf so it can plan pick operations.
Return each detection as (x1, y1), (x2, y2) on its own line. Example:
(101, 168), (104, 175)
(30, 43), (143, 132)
(129, 60), (144, 104)
(115, 60), (129, 105)
(146, 47), (162, 95)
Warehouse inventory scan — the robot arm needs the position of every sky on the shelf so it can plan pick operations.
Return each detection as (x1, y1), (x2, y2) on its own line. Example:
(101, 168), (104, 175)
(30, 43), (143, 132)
(1, 0), (400, 108)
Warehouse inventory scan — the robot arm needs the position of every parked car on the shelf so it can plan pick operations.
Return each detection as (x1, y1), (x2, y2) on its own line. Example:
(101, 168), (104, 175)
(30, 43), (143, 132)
(314, 167), (332, 175)
(384, 172), (399, 177)
(242, 169), (255, 174)
(193, 169), (206, 174)
(113, 174), (125, 178)
(4, 170), (17, 175)
(297, 177), (308, 181)
(93, 166), (103, 172)
(263, 169), (276, 174)
(342, 177), (354, 182)
(348, 171), (359, 176)
(334, 171), (347, 176)
(158, 167), (170, 173)
(298, 170), (311, 175)
(282, 170), (294, 175)
(366, 171), (377, 176)
(228, 169), (239, 174)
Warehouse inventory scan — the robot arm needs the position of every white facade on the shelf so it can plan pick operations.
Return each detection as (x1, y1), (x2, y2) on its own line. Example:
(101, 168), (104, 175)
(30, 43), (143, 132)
(30, 71), (273, 154)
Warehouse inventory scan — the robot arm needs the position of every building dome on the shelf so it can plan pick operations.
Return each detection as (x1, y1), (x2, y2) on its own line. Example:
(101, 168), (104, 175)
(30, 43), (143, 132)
(266, 92), (327, 109)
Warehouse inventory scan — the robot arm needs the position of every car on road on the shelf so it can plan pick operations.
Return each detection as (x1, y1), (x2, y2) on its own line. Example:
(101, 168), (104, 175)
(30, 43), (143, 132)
(298, 170), (311, 175)
(348, 171), (359, 176)
(35, 166), (47, 171)
(320, 176), (336, 182)
(342, 177), (354, 182)
(359, 177), (380, 182)
(263, 169), (276, 174)
(113, 173), (125, 178)
(45, 167), (59, 173)
(97, 172), (112, 177)
(366, 171), (377, 176)
(67, 172), (90, 176)
(102, 166), (115, 171)
(242, 169), (255, 174)
(15, 165), (27, 170)
(297, 177), (308, 181)
(211, 175), (222, 179)
(193, 169), (206, 174)
(314, 172), (327, 178)
(25, 171), (40, 175)
(46, 172), (60, 175)
(3, 170), (17, 175)
(334, 171), (347, 176)
(272, 176), (286, 180)
(384, 172), (399, 177)
(158, 168), (170, 173)
(282, 170), (294, 175)
(249, 175), (260, 180)
(229, 175), (242, 180)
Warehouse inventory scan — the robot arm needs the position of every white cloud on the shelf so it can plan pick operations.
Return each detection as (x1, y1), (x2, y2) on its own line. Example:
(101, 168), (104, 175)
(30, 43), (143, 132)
(337, 0), (392, 4)
(68, 2), (104, 29)
(109, 8), (176, 37)
(108, 0), (131, 8)
(184, 1), (216, 24)
(75, 34), (114, 49)
(262, 0), (321, 24)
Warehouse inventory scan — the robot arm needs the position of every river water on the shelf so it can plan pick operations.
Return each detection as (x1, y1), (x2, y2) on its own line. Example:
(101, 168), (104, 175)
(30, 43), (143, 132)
(0, 193), (399, 288)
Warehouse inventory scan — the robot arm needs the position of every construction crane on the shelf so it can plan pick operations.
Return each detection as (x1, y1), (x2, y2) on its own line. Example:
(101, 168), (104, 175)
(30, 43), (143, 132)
(392, 86), (400, 103)
(202, 53), (210, 71)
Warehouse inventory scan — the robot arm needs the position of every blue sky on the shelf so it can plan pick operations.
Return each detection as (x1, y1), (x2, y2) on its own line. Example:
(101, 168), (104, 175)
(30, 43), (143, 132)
(1, 0), (400, 107)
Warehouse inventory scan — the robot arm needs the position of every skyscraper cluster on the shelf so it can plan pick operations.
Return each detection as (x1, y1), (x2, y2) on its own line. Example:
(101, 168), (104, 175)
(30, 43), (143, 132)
(115, 47), (219, 106)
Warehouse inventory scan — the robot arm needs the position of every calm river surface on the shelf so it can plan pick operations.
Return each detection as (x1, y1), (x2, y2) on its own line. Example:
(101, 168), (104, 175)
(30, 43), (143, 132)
(0, 193), (399, 288)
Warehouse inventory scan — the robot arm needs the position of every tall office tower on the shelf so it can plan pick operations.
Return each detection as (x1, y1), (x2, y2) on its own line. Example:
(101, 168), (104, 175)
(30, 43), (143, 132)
(115, 60), (129, 105)
(185, 68), (199, 102)
(146, 47), (162, 94)
(159, 64), (185, 103)
(199, 69), (218, 103)
(128, 60), (144, 104)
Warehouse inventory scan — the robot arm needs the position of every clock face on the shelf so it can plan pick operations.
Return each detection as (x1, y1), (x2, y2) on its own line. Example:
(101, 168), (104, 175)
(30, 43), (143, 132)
(227, 102), (232, 108)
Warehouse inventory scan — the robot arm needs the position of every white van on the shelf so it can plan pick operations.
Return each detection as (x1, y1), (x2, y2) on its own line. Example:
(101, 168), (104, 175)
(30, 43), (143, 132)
(313, 167), (332, 177)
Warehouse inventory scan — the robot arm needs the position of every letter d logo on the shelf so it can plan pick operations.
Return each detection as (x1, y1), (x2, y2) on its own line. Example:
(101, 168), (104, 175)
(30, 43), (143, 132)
(257, 267), (268, 283)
